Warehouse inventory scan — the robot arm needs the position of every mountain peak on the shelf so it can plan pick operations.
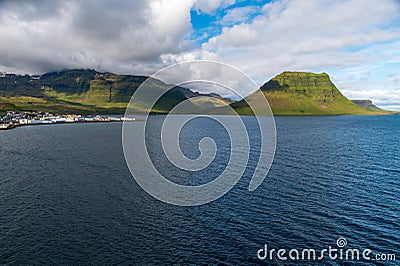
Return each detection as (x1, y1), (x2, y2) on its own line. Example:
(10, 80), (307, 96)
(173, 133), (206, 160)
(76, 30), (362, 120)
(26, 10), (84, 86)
(234, 71), (389, 115)
(261, 71), (334, 93)
(280, 71), (329, 76)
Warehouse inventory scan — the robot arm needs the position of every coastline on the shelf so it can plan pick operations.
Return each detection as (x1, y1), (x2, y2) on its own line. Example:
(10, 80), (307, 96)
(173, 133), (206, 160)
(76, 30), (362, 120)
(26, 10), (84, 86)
(0, 118), (142, 131)
(2, 113), (398, 131)
(0, 123), (16, 130)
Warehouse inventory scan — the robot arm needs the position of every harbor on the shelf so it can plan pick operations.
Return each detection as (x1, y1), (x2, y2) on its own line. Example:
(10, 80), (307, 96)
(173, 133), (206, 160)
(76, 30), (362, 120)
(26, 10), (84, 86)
(0, 111), (137, 130)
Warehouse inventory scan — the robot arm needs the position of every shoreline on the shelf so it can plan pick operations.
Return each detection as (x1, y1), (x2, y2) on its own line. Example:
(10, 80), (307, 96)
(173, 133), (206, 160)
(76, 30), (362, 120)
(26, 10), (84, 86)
(0, 119), (142, 131)
(1, 112), (398, 131)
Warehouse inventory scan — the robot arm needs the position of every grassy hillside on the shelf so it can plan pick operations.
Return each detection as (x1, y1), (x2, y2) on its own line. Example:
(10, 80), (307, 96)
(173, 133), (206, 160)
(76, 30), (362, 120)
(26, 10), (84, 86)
(0, 69), (216, 115)
(233, 72), (392, 115)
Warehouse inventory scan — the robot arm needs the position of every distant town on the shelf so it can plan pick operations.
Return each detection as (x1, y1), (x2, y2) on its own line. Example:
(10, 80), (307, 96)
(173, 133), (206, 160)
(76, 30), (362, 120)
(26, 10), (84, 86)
(0, 111), (136, 130)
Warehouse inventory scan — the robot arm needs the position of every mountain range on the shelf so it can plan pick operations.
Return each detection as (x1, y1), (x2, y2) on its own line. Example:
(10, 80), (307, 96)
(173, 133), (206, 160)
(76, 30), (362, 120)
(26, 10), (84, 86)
(0, 69), (394, 115)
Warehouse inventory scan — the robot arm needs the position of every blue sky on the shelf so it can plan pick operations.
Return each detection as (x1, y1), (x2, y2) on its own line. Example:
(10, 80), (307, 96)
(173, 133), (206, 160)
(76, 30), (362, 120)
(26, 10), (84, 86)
(190, 0), (270, 43)
(0, 0), (399, 109)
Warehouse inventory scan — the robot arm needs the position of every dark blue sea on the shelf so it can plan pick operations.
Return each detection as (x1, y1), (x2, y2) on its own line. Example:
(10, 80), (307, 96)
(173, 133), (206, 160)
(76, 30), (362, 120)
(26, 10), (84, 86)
(0, 115), (399, 265)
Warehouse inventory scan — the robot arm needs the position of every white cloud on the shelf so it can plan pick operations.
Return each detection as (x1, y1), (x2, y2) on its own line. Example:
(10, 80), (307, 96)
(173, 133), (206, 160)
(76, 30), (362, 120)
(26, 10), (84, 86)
(219, 5), (259, 26)
(0, 0), (195, 75)
(160, 51), (200, 65)
(201, 0), (400, 80)
(325, 40), (400, 107)
(342, 89), (400, 110)
(193, 0), (235, 15)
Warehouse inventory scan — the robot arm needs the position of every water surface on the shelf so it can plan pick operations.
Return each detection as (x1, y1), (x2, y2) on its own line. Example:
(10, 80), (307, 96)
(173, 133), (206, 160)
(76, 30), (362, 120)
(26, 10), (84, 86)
(0, 116), (399, 265)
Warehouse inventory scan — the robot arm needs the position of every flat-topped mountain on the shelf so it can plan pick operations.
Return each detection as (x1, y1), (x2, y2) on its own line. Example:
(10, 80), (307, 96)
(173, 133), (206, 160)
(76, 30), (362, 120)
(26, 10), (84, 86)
(351, 100), (384, 112)
(232, 71), (392, 115)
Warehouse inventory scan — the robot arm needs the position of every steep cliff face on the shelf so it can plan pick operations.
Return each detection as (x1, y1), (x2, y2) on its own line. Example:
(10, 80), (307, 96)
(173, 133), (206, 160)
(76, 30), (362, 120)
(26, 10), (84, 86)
(351, 100), (383, 112)
(261, 72), (339, 100)
(233, 71), (376, 115)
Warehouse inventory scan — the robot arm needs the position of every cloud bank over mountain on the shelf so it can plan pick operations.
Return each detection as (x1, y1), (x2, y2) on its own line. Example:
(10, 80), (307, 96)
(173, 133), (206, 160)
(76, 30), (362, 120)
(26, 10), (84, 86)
(0, 0), (195, 74)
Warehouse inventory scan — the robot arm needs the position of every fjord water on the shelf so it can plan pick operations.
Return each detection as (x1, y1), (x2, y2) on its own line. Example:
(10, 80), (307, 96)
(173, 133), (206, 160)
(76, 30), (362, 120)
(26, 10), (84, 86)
(0, 116), (399, 265)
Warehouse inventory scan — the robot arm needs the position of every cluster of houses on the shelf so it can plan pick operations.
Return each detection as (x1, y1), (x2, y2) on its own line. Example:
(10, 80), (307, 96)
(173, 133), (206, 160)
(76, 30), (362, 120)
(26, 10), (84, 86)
(0, 111), (135, 130)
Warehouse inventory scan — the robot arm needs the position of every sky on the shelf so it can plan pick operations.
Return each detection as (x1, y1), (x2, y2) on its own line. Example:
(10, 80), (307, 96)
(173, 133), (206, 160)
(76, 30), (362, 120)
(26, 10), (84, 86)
(0, 0), (399, 109)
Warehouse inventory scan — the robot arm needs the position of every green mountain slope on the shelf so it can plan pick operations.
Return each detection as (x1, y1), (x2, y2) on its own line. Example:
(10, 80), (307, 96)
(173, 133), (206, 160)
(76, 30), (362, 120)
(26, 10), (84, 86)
(233, 71), (391, 115)
(0, 69), (228, 114)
